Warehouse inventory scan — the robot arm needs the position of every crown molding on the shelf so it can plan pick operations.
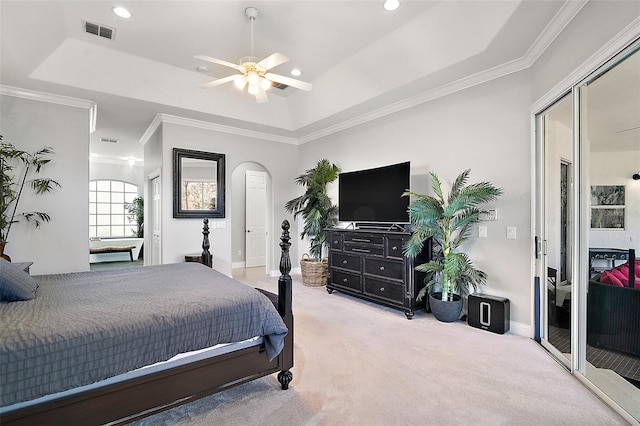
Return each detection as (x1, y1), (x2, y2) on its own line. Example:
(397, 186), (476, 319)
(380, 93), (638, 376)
(1, 2), (594, 147)
(523, 0), (588, 67)
(140, 113), (299, 146)
(531, 14), (640, 114)
(1, 85), (97, 133)
(298, 1), (587, 144)
(298, 56), (530, 144)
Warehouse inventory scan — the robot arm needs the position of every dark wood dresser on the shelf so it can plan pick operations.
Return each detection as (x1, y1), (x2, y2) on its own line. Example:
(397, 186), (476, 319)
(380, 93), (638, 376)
(325, 228), (431, 319)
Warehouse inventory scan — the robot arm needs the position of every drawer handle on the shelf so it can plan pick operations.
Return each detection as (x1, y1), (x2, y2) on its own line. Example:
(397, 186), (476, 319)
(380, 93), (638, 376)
(352, 238), (370, 243)
(342, 260), (348, 264)
(379, 266), (385, 271)
(343, 278), (348, 283)
(392, 246), (398, 251)
(334, 240), (339, 244)
(352, 248), (371, 253)
(380, 287), (385, 292)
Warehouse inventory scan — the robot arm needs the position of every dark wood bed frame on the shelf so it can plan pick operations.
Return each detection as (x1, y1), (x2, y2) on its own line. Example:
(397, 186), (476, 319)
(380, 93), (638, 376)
(2, 219), (294, 426)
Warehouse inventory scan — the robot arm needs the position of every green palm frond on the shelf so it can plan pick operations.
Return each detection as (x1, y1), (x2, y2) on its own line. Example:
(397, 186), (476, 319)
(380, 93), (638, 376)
(285, 159), (340, 261)
(403, 169), (502, 301)
(1, 136), (59, 242)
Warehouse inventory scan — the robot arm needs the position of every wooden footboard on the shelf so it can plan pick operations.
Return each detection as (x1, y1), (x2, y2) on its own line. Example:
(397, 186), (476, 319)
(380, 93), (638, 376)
(1, 220), (294, 426)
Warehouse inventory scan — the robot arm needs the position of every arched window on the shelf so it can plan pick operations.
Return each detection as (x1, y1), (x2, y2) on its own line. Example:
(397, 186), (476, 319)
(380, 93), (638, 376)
(89, 180), (139, 238)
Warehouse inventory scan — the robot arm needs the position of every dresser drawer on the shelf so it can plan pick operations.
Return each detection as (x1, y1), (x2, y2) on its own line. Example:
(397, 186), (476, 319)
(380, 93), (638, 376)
(344, 244), (385, 256)
(386, 237), (406, 260)
(364, 258), (404, 280)
(332, 253), (361, 272)
(364, 277), (404, 303)
(329, 233), (343, 251)
(330, 269), (361, 291)
(343, 234), (384, 246)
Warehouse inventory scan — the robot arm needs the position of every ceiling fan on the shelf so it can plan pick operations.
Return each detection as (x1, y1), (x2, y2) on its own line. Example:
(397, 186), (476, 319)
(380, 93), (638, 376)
(195, 6), (312, 103)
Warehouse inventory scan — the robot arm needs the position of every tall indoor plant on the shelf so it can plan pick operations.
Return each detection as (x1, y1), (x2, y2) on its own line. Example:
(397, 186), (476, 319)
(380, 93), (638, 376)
(403, 169), (502, 322)
(285, 159), (340, 286)
(0, 135), (60, 261)
(125, 196), (144, 238)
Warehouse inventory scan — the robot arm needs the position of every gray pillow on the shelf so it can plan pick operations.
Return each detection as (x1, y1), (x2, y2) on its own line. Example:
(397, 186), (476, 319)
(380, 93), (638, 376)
(0, 258), (38, 301)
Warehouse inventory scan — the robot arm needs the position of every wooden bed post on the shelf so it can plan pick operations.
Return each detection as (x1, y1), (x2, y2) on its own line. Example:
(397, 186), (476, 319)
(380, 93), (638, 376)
(277, 220), (294, 390)
(201, 218), (213, 267)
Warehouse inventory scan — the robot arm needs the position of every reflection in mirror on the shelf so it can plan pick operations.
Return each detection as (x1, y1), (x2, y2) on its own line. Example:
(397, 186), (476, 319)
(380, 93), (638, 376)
(173, 148), (225, 218)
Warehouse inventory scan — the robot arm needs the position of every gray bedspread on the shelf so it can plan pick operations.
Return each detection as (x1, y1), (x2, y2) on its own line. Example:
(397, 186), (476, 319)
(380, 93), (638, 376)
(0, 262), (288, 407)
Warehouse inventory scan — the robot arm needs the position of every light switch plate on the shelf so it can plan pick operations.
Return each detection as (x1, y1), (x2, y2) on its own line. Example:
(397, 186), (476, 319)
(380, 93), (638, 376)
(478, 226), (487, 238)
(479, 209), (498, 221)
(507, 226), (517, 239)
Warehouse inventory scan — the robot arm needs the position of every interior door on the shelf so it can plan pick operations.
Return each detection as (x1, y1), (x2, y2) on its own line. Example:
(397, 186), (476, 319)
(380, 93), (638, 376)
(245, 170), (266, 268)
(151, 176), (161, 266)
(537, 93), (574, 368)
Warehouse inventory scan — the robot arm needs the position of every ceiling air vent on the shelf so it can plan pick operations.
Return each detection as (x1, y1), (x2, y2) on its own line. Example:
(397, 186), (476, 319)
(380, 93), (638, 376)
(99, 137), (119, 144)
(84, 21), (115, 40)
(272, 83), (288, 90)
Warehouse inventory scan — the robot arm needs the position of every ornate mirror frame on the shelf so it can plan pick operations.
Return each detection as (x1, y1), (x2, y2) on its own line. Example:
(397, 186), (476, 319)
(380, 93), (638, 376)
(173, 148), (225, 218)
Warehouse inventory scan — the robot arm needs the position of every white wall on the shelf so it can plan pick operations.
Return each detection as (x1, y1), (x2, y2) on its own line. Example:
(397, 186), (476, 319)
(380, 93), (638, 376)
(1, 95), (91, 274)
(155, 121), (299, 277)
(300, 70), (533, 331)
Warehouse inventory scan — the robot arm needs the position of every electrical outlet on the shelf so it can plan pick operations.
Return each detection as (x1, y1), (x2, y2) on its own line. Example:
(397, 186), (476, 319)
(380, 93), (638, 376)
(479, 209), (498, 221)
(507, 226), (517, 240)
(478, 226), (487, 238)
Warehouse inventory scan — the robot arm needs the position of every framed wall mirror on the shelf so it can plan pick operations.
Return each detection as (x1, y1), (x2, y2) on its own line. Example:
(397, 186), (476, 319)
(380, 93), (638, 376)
(173, 148), (225, 218)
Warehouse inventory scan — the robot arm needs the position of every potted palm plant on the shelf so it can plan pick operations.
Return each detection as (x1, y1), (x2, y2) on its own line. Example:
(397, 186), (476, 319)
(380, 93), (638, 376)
(285, 159), (340, 286)
(0, 135), (60, 261)
(403, 169), (502, 322)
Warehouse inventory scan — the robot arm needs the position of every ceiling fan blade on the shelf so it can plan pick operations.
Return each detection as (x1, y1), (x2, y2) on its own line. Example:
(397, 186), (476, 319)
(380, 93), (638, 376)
(256, 53), (289, 71)
(264, 73), (313, 91)
(255, 88), (269, 103)
(199, 74), (237, 89)
(194, 55), (240, 70)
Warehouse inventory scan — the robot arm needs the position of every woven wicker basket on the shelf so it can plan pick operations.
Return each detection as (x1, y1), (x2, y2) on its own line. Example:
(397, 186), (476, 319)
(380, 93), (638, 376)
(300, 254), (328, 287)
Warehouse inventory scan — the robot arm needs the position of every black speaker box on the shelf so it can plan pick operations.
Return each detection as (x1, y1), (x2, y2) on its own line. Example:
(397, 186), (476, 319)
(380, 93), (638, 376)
(468, 294), (510, 334)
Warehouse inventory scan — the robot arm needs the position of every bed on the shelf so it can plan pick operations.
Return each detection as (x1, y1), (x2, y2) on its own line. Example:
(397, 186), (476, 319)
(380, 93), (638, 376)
(0, 219), (294, 425)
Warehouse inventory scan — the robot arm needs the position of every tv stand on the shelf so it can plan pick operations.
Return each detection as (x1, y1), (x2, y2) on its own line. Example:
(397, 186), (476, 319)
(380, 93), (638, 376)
(325, 228), (431, 319)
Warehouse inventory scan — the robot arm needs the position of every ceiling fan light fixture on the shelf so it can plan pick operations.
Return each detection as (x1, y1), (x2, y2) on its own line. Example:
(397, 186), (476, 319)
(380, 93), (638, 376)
(234, 75), (247, 90)
(247, 70), (260, 85)
(260, 78), (272, 91)
(195, 6), (312, 102)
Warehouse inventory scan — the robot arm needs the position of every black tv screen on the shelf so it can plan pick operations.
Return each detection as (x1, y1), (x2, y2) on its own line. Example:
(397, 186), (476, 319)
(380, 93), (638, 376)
(338, 161), (410, 223)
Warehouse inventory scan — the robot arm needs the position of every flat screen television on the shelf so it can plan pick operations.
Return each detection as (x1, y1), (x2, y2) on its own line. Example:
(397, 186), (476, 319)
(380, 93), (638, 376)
(338, 161), (410, 224)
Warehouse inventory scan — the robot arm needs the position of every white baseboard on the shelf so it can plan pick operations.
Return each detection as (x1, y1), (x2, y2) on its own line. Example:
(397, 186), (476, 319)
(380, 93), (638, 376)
(232, 261), (246, 269)
(508, 320), (532, 338)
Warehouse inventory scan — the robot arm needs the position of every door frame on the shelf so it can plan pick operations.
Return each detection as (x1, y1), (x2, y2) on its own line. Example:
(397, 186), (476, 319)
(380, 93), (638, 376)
(147, 168), (161, 266)
(531, 31), (640, 424)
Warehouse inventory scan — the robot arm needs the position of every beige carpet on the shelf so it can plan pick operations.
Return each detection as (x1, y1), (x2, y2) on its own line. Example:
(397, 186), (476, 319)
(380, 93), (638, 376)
(131, 271), (626, 425)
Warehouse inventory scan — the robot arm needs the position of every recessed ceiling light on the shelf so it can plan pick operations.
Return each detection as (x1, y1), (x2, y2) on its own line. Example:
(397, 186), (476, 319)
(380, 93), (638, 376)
(383, 0), (400, 11)
(290, 68), (302, 77)
(112, 6), (131, 19)
(197, 65), (209, 72)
